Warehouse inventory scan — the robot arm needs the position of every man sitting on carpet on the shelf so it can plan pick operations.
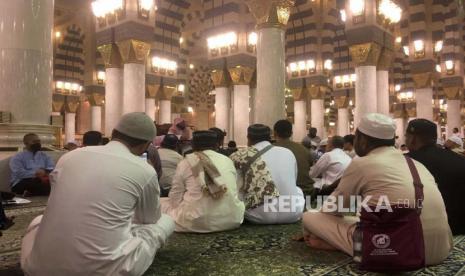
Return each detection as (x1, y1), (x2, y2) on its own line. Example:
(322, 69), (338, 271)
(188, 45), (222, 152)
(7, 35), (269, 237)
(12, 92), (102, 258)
(20, 113), (175, 276)
(9, 133), (54, 196)
(161, 130), (244, 233)
(302, 113), (452, 266)
(230, 124), (304, 224)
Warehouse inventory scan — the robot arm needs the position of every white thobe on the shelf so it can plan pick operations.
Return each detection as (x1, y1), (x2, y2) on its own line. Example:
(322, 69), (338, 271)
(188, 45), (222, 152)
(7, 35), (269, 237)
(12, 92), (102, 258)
(158, 148), (183, 192)
(21, 141), (175, 276)
(161, 150), (245, 233)
(310, 148), (352, 189)
(239, 141), (305, 224)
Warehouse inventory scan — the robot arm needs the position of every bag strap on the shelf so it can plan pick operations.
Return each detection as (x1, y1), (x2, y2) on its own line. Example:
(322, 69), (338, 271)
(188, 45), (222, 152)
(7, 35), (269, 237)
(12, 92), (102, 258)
(404, 156), (424, 214)
(241, 144), (274, 179)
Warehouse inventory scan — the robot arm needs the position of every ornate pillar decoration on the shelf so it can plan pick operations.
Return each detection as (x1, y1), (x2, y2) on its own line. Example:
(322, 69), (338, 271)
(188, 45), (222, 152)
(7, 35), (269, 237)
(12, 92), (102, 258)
(211, 68), (232, 136)
(246, 0), (295, 128)
(145, 84), (160, 121)
(291, 83), (308, 142)
(117, 39), (151, 114)
(87, 92), (105, 132)
(98, 43), (124, 136)
(349, 42), (382, 125)
(309, 86), (327, 139)
(0, 0), (55, 146)
(64, 96), (80, 143)
(229, 66), (255, 147)
(156, 84), (175, 124)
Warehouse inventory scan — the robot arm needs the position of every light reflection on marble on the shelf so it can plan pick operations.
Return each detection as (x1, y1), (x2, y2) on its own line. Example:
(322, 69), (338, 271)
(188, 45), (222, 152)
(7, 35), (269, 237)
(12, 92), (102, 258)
(416, 88), (434, 122)
(376, 70), (390, 115)
(104, 68), (124, 136)
(311, 99), (325, 139)
(159, 100), (171, 124)
(354, 66), (377, 126)
(214, 87), (230, 137)
(337, 108), (349, 136)
(0, 0), (53, 125)
(233, 85), (249, 147)
(123, 63), (146, 114)
(293, 100), (306, 142)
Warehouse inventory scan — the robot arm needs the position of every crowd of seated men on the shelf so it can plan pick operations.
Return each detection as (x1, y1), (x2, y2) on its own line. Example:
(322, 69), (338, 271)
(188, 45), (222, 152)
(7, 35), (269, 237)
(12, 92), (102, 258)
(1, 111), (464, 275)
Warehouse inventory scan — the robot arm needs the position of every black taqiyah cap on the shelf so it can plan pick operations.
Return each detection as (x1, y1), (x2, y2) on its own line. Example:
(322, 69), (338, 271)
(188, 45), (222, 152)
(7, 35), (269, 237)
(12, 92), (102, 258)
(192, 130), (217, 148)
(247, 124), (271, 138)
(406, 119), (437, 139)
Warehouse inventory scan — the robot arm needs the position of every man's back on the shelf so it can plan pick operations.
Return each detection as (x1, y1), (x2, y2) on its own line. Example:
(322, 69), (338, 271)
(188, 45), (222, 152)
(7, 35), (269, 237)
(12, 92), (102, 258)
(24, 141), (160, 273)
(408, 145), (465, 234)
(274, 140), (313, 193)
(158, 148), (183, 192)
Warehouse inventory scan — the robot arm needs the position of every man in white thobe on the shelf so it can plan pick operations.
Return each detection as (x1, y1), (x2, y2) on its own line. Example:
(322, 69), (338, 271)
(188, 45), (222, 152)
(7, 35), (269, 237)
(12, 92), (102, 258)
(310, 136), (352, 190)
(21, 113), (175, 276)
(231, 124), (304, 224)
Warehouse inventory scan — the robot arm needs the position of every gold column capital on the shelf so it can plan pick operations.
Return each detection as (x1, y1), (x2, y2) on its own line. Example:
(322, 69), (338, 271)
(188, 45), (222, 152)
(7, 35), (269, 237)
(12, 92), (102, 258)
(349, 42), (382, 67)
(210, 69), (231, 88)
(146, 84), (161, 98)
(308, 86), (327, 99)
(116, 39), (151, 64)
(412, 72), (433, 89)
(245, 0), (295, 29)
(156, 85), (176, 101)
(228, 66), (255, 85)
(443, 86), (462, 100)
(52, 94), (65, 113)
(406, 107), (416, 118)
(292, 87), (308, 101)
(334, 96), (349, 109)
(97, 43), (122, 69)
(64, 97), (80, 113)
(87, 93), (105, 106)
(377, 48), (394, 71)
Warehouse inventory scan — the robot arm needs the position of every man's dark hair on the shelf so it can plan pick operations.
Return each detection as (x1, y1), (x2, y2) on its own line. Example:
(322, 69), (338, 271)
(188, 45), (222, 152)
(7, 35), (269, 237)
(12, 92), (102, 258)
(111, 129), (148, 147)
(192, 130), (217, 151)
(331, 136), (345, 149)
(273, 120), (293, 139)
(102, 137), (110, 145)
(23, 133), (38, 143)
(209, 127), (226, 144)
(83, 131), (103, 146)
(228, 141), (237, 148)
(161, 134), (179, 150)
(248, 124), (271, 145)
(343, 134), (355, 145)
(453, 127), (459, 133)
(356, 130), (395, 148)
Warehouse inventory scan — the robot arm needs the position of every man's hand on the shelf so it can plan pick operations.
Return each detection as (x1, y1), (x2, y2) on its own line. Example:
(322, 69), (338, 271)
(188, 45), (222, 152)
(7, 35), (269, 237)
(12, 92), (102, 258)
(35, 169), (47, 177)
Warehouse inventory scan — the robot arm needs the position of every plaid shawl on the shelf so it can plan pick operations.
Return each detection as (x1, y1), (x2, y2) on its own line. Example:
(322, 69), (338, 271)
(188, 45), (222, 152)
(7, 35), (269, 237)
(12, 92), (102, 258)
(230, 147), (280, 209)
(185, 151), (227, 199)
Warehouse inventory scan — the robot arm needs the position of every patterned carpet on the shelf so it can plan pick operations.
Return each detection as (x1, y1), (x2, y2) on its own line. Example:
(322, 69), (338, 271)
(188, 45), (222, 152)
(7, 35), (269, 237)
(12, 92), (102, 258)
(1, 198), (465, 276)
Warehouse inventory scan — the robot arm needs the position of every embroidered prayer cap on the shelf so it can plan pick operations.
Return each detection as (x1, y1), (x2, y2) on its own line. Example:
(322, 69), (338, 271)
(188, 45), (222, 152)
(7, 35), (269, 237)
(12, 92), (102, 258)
(114, 112), (157, 141)
(357, 113), (396, 140)
(448, 135), (463, 148)
(161, 134), (179, 148)
(247, 124), (271, 139)
(192, 130), (217, 148)
(406, 119), (437, 139)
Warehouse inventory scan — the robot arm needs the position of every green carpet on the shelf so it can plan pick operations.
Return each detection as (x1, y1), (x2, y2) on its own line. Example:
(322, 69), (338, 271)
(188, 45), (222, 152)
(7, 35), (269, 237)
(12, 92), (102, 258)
(1, 198), (465, 276)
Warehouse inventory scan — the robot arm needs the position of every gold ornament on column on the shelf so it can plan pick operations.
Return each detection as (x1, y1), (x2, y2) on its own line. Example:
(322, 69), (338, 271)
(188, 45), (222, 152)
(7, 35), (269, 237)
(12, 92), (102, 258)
(349, 42), (382, 66)
(377, 48), (394, 71)
(156, 85), (176, 101)
(411, 72), (433, 89)
(308, 86), (326, 99)
(228, 66), (255, 85)
(245, 0), (295, 29)
(146, 84), (161, 99)
(116, 39), (151, 64)
(291, 86), (308, 101)
(97, 43), (122, 68)
(443, 86), (462, 100)
(210, 69), (231, 88)
(52, 94), (65, 113)
(334, 96), (349, 109)
(64, 96), (80, 113)
(87, 93), (105, 106)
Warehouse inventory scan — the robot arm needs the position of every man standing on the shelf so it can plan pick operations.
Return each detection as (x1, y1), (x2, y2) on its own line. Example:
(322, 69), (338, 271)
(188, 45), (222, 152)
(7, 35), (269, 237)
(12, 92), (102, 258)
(309, 136), (351, 191)
(302, 127), (321, 149)
(406, 119), (465, 235)
(302, 113), (452, 266)
(21, 113), (175, 276)
(273, 120), (314, 195)
(9, 133), (55, 196)
(230, 124), (304, 224)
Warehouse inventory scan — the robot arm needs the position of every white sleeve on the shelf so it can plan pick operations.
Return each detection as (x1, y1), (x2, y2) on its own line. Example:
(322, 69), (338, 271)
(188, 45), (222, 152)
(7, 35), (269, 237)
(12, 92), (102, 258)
(309, 153), (330, 179)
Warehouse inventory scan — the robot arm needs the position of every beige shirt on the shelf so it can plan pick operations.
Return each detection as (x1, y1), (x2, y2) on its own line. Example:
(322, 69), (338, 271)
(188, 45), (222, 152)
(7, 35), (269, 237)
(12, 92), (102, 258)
(161, 150), (245, 233)
(330, 146), (453, 265)
(158, 148), (183, 191)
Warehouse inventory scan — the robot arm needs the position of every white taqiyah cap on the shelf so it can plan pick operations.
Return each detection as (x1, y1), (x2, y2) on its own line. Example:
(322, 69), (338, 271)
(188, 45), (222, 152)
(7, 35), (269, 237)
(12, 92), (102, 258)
(357, 113), (396, 140)
(319, 138), (328, 146)
(114, 112), (157, 141)
(448, 136), (463, 148)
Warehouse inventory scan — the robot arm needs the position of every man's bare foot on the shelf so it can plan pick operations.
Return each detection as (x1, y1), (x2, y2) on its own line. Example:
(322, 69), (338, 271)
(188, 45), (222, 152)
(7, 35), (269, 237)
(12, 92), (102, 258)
(291, 233), (305, 241)
(304, 234), (337, 251)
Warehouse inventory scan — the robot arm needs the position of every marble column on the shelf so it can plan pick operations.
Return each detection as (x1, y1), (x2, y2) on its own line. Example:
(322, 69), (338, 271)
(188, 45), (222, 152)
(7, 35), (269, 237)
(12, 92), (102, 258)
(98, 44), (124, 137)
(415, 88), (433, 121)
(447, 99), (461, 137)
(355, 66), (377, 125)
(246, 1), (294, 127)
(214, 87), (230, 134)
(90, 106), (102, 132)
(159, 100), (171, 124)
(294, 100), (307, 142)
(311, 99), (325, 139)
(376, 70), (390, 115)
(116, 40), (151, 115)
(395, 117), (407, 145)
(337, 108), (350, 136)
(145, 98), (156, 121)
(65, 113), (76, 143)
(0, 0), (55, 146)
